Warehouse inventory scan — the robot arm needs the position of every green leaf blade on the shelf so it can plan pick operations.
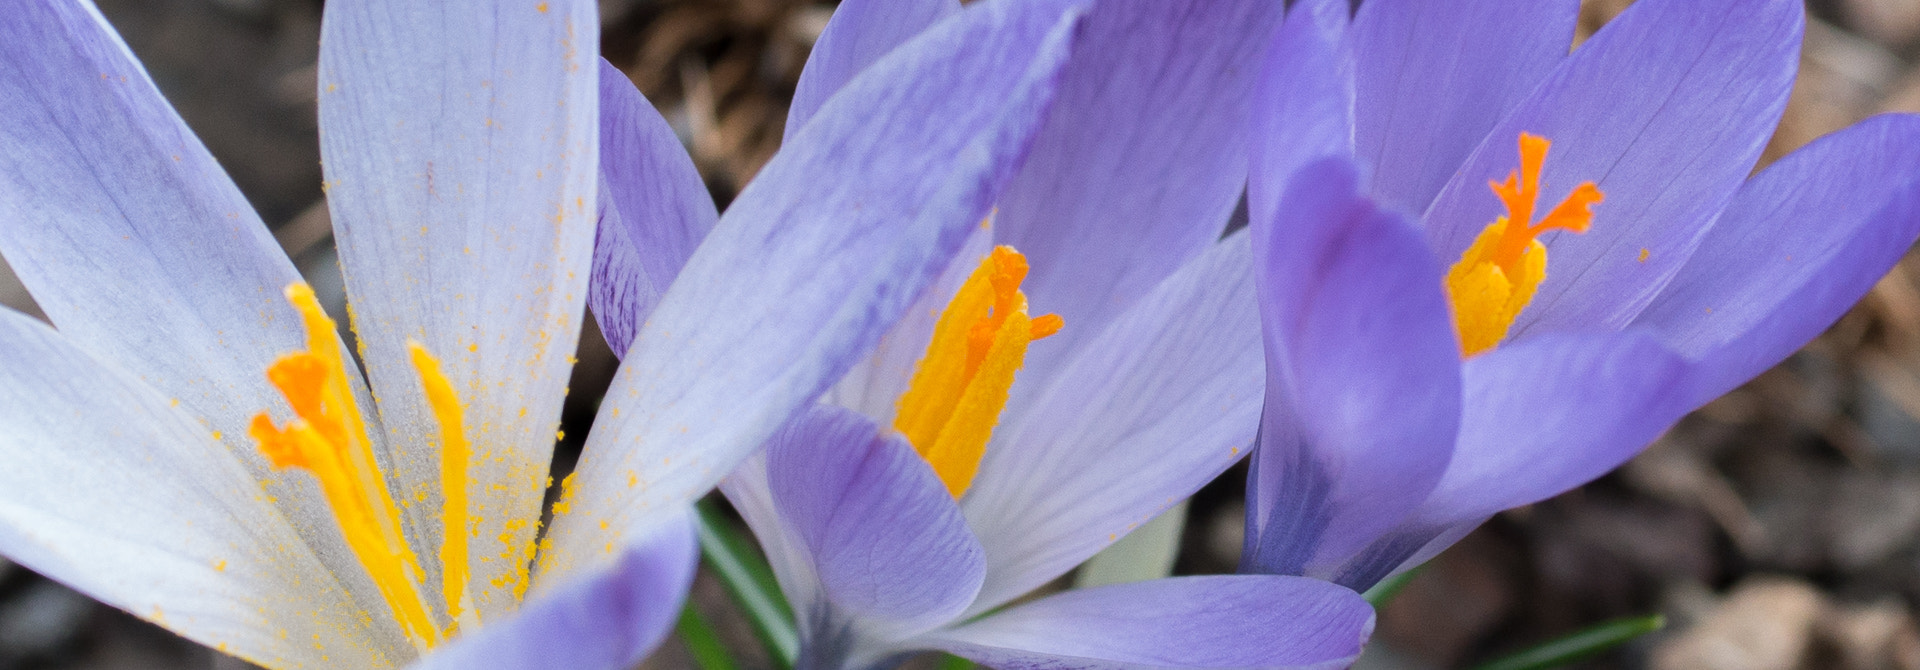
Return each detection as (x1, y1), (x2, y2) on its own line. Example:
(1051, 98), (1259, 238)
(1470, 614), (1667, 670)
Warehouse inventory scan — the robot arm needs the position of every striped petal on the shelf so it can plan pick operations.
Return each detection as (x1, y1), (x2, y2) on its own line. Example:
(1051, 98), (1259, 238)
(1635, 114), (1920, 401)
(316, 0), (601, 617)
(591, 59), (718, 359)
(1422, 0), (1803, 336)
(994, 0), (1285, 403)
(785, 0), (958, 139)
(1350, 0), (1579, 216)
(0, 0), (384, 620)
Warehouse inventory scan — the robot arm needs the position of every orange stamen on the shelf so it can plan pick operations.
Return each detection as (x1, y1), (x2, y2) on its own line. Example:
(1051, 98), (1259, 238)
(893, 246), (1060, 497)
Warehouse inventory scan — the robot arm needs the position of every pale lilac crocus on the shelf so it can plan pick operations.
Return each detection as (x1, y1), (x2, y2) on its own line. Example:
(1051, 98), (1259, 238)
(1242, 0), (1920, 590)
(590, 0), (1376, 667)
(0, 0), (1076, 667)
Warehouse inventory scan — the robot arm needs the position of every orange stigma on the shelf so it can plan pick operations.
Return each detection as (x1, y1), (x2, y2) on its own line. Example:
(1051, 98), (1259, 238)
(893, 246), (1061, 498)
(1443, 133), (1603, 357)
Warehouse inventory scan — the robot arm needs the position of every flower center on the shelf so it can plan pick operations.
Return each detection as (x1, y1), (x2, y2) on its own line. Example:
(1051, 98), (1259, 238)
(1443, 132), (1604, 357)
(247, 284), (475, 650)
(893, 246), (1062, 498)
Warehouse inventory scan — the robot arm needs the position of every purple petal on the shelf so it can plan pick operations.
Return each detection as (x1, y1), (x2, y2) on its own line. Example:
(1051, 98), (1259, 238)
(962, 235), (1262, 613)
(317, 0), (602, 615)
(1328, 332), (1693, 587)
(1419, 331), (1691, 527)
(414, 510), (697, 670)
(925, 576), (1373, 670)
(720, 453), (828, 641)
(993, 0), (1285, 397)
(1634, 114), (1920, 401)
(825, 223), (994, 424)
(1247, 0), (1354, 229)
(785, 0), (958, 140)
(1244, 157), (1459, 578)
(766, 406), (984, 633)
(0, 0), (390, 617)
(539, 0), (1085, 581)
(1351, 0), (1579, 217)
(1329, 516), (1486, 592)
(1423, 0), (1803, 336)
(592, 59), (720, 359)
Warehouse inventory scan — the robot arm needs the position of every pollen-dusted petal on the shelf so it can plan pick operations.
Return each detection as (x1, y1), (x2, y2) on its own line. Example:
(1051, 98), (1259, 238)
(317, 0), (599, 617)
(410, 512), (697, 670)
(253, 416), (444, 652)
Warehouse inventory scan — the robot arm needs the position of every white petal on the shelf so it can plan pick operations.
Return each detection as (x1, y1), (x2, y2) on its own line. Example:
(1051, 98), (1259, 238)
(0, 0), (402, 621)
(0, 308), (401, 667)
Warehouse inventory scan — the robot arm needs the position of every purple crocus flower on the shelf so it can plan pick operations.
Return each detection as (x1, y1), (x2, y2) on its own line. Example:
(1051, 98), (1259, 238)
(0, 0), (1073, 667)
(1242, 0), (1920, 590)
(591, 0), (1374, 667)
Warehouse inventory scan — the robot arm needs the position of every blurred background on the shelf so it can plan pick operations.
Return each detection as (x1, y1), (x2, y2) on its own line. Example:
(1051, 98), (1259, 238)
(2, 0), (1920, 668)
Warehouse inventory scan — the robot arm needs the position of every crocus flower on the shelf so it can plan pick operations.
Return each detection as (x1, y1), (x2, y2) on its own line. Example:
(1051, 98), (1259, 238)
(591, 0), (1375, 667)
(1241, 0), (1920, 590)
(0, 0), (1078, 667)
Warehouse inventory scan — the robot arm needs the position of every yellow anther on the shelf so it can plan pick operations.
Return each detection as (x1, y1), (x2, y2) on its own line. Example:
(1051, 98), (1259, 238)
(408, 343), (475, 634)
(249, 284), (440, 650)
(1444, 133), (1603, 357)
(894, 246), (1060, 498)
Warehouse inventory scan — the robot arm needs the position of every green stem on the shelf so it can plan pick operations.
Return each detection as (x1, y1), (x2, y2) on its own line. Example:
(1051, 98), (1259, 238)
(1361, 566), (1424, 607)
(934, 653), (976, 670)
(695, 498), (800, 669)
(1470, 614), (1666, 670)
(676, 602), (740, 670)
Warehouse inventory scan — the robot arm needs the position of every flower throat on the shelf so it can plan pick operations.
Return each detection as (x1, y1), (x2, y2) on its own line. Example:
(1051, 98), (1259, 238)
(1444, 132), (1604, 357)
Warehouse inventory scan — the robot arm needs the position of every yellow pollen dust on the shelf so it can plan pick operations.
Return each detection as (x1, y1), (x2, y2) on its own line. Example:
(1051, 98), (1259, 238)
(893, 246), (1061, 498)
(247, 284), (478, 649)
(1444, 132), (1604, 357)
